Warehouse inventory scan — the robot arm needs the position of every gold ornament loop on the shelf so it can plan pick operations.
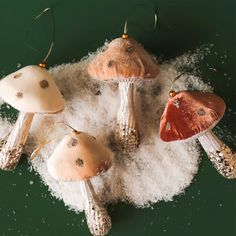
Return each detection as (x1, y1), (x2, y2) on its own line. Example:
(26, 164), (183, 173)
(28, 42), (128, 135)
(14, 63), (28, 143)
(26, 7), (55, 67)
(121, 4), (158, 38)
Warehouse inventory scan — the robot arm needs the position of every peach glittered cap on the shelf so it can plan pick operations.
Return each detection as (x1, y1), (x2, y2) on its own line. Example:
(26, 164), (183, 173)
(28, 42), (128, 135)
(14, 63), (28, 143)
(159, 91), (226, 142)
(88, 38), (160, 81)
(0, 65), (65, 113)
(47, 131), (113, 181)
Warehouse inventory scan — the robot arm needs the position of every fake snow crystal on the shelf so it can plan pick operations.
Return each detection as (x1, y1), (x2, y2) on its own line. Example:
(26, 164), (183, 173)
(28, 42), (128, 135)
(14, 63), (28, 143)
(0, 44), (212, 212)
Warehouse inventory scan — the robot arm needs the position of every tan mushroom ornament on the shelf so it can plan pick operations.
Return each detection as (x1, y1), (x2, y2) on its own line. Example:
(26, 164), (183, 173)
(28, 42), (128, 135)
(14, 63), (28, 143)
(47, 130), (113, 236)
(88, 33), (160, 152)
(0, 65), (65, 170)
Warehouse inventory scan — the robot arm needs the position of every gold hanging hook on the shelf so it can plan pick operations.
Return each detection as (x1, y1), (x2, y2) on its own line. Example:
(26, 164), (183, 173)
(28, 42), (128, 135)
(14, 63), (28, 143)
(122, 4), (158, 39)
(169, 72), (186, 97)
(66, 124), (81, 135)
(26, 7), (55, 68)
(122, 19), (129, 39)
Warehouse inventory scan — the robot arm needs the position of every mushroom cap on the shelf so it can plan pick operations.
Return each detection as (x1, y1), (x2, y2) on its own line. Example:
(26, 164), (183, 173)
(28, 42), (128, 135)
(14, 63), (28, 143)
(47, 132), (113, 181)
(0, 65), (65, 113)
(159, 91), (226, 142)
(88, 38), (160, 82)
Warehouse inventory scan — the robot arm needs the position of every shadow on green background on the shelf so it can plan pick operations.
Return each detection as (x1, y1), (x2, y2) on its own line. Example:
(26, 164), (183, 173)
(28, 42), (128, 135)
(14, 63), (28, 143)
(0, 0), (235, 235)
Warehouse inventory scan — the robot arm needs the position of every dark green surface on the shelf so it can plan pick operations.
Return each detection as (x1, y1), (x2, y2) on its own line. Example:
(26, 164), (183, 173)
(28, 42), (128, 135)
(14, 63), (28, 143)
(0, 0), (235, 235)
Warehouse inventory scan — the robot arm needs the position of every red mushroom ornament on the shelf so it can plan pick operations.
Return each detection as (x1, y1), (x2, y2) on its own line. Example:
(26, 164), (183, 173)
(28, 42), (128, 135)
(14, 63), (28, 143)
(160, 90), (236, 179)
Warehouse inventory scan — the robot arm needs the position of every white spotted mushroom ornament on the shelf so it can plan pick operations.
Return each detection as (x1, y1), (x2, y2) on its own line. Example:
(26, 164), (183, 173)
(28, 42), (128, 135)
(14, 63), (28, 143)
(0, 65), (65, 170)
(47, 130), (113, 236)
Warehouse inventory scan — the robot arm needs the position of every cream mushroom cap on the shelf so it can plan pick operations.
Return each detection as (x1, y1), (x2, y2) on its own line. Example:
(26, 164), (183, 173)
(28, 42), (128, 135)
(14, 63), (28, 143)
(47, 131), (113, 181)
(0, 65), (65, 113)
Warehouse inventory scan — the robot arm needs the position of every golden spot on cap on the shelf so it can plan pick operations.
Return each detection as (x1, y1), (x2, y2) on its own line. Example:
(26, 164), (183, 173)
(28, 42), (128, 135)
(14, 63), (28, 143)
(39, 80), (49, 89)
(172, 99), (180, 108)
(197, 108), (206, 116)
(125, 46), (133, 53)
(13, 73), (22, 79)
(107, 60), (115, 68)
(67, 137), (78, 148)
(75, 158), (84, 167)
(165, 122), (171, 131)
(16, 92), (23, 98)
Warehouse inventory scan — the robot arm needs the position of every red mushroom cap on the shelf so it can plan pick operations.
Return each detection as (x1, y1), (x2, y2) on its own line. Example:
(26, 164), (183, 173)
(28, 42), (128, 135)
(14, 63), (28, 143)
(88, 38), (159, 82)
(159, 91), (226, 142)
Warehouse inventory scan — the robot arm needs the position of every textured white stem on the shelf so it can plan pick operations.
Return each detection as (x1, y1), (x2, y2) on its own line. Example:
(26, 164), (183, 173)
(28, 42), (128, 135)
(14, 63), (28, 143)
(80, 179), (111, 236)
(198, 130), (236, 179)
(0, 112), (34, 170)
(116, 81), (139, 152)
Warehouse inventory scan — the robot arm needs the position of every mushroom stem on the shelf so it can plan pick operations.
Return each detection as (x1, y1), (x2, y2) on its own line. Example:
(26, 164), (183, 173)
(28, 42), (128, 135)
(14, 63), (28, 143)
(0, 111), (34, 170)
(198, 130), (236, 179)
(116, 81), (139, 152)
(80, 179), (111, 236)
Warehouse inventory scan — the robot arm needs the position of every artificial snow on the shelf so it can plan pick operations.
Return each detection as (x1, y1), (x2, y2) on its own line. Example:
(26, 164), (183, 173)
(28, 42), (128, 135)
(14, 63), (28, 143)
(0, 44), (213, 212)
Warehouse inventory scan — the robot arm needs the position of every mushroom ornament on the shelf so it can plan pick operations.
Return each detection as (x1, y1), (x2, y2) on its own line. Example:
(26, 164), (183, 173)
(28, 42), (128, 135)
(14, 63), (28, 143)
(88, 33), (160, 152)
(159, 90), (236, 179)
(47, 130), (113, 236)
(0, 65), (65, 170)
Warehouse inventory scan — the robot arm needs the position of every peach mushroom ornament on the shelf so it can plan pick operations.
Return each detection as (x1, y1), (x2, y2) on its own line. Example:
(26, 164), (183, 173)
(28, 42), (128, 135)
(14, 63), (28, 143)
(159, 89), (236, 179)
(47, 130), (113, 236)
(88, 32), (160, 152)
(0, 65), (65, 170)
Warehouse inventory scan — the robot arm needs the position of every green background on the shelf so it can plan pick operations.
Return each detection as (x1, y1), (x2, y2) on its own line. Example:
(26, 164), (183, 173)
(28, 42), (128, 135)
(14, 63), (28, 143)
(0, 0), (235, 235)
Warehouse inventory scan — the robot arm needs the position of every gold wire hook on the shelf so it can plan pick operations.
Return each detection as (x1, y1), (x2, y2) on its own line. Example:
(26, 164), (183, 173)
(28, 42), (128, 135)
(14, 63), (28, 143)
(122, 19), (129, 39)
(26, 7), (55, 68)
(122, 4), (158, 39)
(66, 123), (81, 134)
(169, 72), (186, 97)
